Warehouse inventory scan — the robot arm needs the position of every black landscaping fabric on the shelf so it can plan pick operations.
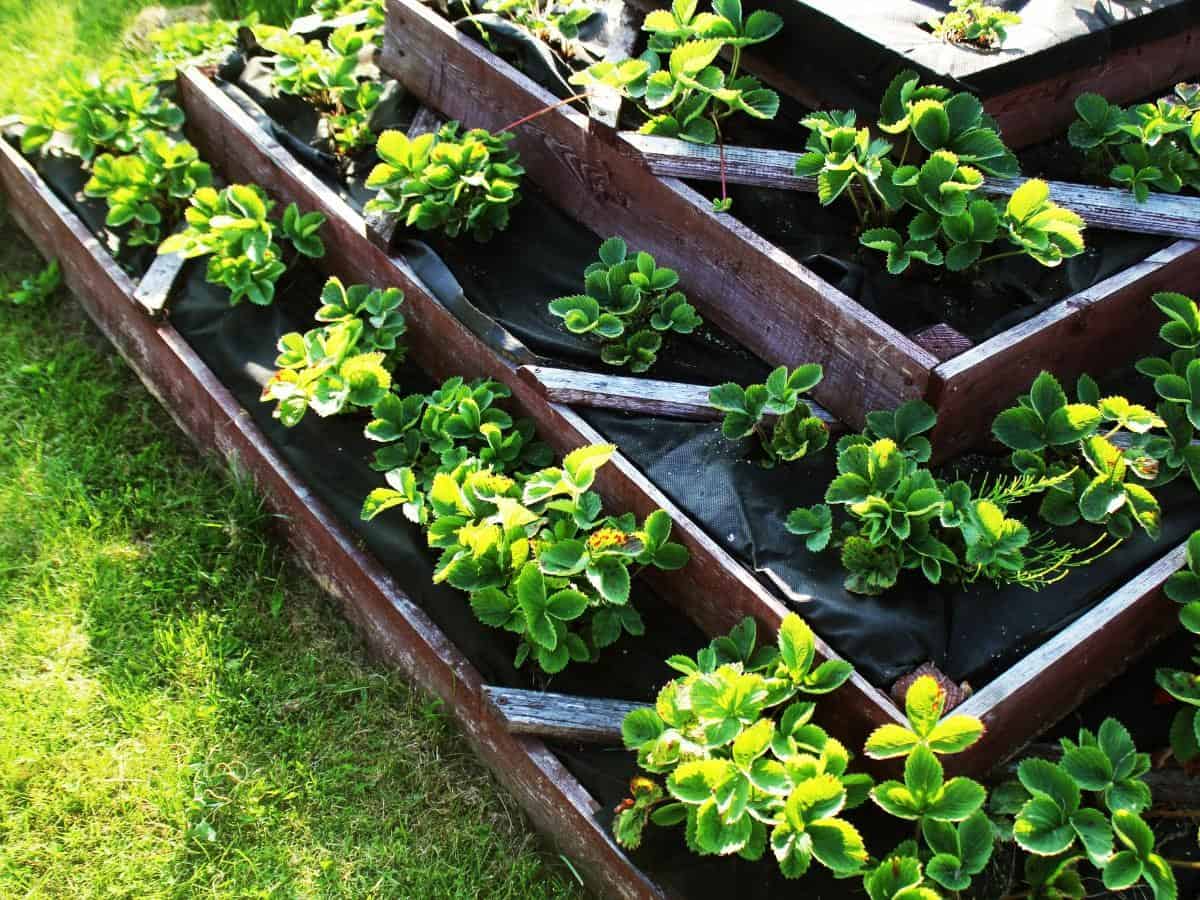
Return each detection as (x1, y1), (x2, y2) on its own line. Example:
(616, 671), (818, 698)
(646, 0), (1199, 111)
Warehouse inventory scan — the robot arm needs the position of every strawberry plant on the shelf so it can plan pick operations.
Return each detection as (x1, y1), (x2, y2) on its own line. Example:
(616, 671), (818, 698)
(83, 132), (212, 247)
(548, 237), (702, 373)
(796, 71), (1086, 274)
(785, 381), (1158, 596)
(5, 260), (60, 307)
(158, 184), (327, 306)
(260, 25), (382, 157)
(475, 0), (598, 60)
(569, 0), (782, 146)
(139, 18), (241, 83)
(1069, 85), (1200, 202)
(365, 122), (524, 241)
(361, 376), (552, 479)
(709, 364), (827, 466)
(992, 371), (1167, 541)
(20, 61), (185, 162)
(613, 613), (873, 877)
(1157, 529), (1200, 767)
(927, 0), (1021, 50)
(261, 277), (407, 426)
(312, 0), (385, 28)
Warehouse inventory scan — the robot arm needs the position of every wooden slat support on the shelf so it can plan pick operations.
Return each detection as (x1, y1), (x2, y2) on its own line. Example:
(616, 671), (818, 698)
(131, 224), (189, 317)
(624, 133), (1200, 242)
(910, 324), (973, 364)
(517, 364), (841, 429)
(483, 685), (647, 743)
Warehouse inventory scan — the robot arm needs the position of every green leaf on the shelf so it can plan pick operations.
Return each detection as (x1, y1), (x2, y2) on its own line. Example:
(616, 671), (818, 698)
(904, 675), (945, 738)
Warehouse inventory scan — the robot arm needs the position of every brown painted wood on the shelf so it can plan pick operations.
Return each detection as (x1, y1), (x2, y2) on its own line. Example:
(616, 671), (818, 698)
(910, 324), (973, 363)
(484, 686), (646, 743)
(928, 239), (1200, 460)
(174, 68), (906, 755)
(380, 0), (938, 431)
(0, 132), (662, 900)
(518, 364), (841, 429)
(625, 133), (1200, 241)
(948, 542), (1187, 776)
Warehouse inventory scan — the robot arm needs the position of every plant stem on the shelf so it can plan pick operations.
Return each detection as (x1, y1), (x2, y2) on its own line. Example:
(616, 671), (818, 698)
(1165, 859), (1200, 870)
(729, 46), (742, 81)
(1148, 808), (1200, 819)
(975, 249), (1024, 266)
(846, 186), (866, 227)
(498, 92), (591, 132)
(714, 114), (728, 207)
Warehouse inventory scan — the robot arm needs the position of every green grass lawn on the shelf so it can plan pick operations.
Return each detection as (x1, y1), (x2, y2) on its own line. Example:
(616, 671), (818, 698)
(0, 4), (583, 897)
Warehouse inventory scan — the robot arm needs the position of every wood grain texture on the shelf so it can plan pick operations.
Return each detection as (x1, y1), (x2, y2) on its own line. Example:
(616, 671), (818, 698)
(928, 239), (1200, 461)
(380, 0), (938, 430)
(625, 133), (1200, 241)
(484, 686), (647, 743)
(0, 133), (664, 900)
(947, 542), (1187, 776)
(175, 68), (907, 755)
(518, 364), (841, 428)
(132, 247), (186, 317)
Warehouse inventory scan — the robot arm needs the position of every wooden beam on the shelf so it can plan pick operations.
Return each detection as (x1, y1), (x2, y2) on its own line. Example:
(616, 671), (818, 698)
(624, 133), (1200, 242)
(483, 686), (646, 743)
(517, 364), (841, 429)
(132, 235), (187, 318)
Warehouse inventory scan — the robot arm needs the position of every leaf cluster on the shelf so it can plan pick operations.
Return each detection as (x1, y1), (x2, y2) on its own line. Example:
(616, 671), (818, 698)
(709, 364), (827, 466)
(262, 276), (407, 426)
(5, 260), (61, 307)
(1156, 529), (1200, 767)
(927, 0), (1021, 50)
(1069, 86), (1200, 203)
(570, 0), (781, 145)
(20, 61), (186, 162)
(158, 184), (327, 306)
(990, 720), (1174, 900)
(83, 132), (212, 247)
(363, 418), (689, 672)
(139, 18), (241, 83)
(797, 71), (1085, 274)
(260, 25), (382, 157)
(480, 0), (598, 56)
(863, 676), (992, 896)
(614, 613), (872, 878)
(312, 0), (385, 29)
(365, 122), (524, 242)
(549, 237), (702, 373)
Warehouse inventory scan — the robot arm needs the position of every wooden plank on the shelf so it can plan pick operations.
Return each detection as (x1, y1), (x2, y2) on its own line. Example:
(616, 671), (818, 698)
(625, 133), (1200, 242)
(380, 0), (939, 431)
(132, 244), (186, 317)
(484, 686), (647, 743)
(928, 239), (1200, 461)
(0, 131), (667, 900)
(948, 542), (1186, 776)
(517, 364), (841, 428)
(175, 67), (906, 756)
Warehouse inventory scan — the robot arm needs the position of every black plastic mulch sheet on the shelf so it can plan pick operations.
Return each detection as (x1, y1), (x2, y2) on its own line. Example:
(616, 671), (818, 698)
(644, 0), (1199, 110)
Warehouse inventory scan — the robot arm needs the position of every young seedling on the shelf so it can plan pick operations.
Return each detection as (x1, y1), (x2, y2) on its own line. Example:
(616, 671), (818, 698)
(614, 613), (871, 877)
(261, 277), (407, 426)
(928, 0), (1021, 50)
(1069, 85), (1200, 203)
(365, 121), (525, 242)
(549, 237), (702, 373)
(796, 70), (1085, 275)
(83, 132), (212, 247)
(158, 184), (327, 306)
(709, 364), (827, 466)
(260, 25), (383, 157)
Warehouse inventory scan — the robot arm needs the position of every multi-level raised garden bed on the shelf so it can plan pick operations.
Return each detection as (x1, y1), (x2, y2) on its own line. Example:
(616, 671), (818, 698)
(4, 4), (1200, 897)
(382, 0), (1200, 458)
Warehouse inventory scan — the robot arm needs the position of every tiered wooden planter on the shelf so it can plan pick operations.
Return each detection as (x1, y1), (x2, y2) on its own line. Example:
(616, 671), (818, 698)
(0, 16), (1196, 894)
(623, 0), (1200, 149)
(380, 0), (1200, 460)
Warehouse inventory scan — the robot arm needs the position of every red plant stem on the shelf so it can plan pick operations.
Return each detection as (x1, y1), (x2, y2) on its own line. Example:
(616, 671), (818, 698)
(498, 92), (590, 133)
